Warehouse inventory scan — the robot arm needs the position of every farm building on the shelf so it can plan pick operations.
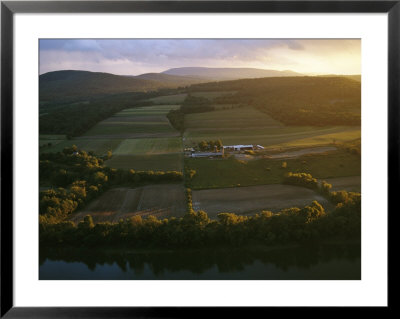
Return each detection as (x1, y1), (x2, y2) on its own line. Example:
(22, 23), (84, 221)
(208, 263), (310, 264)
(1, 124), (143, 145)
(184, 148), (195, 156)
(191, 152), (224, 158)
(223, 144), (254, 151)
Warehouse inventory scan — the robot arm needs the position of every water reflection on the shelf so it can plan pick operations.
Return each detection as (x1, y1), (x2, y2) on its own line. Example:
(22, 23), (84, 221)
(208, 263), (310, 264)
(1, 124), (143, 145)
(39, 243), (361, 280)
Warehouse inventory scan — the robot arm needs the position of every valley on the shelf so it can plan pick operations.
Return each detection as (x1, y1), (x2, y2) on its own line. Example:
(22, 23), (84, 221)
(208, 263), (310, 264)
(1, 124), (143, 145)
(39, 70), (361, 223)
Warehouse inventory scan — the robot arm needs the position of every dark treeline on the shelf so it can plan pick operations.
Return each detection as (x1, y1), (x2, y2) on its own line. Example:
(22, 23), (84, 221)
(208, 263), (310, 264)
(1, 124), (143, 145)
(40, 89), (181, 137)
(284, 172), (319, 190)
(40, 196), (360, 249)
(188, 76), (361, 126)
(167, 94), (214, 133)
(39, 147), (182, 223)
(283, 172), (361, 206)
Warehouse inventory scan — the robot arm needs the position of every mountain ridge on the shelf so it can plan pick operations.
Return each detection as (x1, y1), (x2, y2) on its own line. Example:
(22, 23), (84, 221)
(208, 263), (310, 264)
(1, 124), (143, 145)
(162, 67), (303, 80)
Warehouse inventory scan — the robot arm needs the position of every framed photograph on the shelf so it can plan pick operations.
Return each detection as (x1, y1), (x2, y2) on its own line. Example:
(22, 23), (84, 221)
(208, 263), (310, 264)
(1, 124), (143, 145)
(1, 0), (396, 316)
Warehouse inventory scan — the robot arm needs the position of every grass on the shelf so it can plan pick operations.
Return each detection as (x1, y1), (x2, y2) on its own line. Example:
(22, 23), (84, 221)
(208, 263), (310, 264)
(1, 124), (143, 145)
(39, 134), (67, 148)
(186, 150), (361, 190)
(184, 106), (282, 130)
(183, 105), (360, 150)
(114, 137), (183, 155)
(83, 123), (176, 136)
(39, 139), (65, 148)
(145, 94), (187, 104)
(82, 105), (181, 137)
(191, 91), (237, 100)
(115, 105), (180, 116)
(106, 153), (184, 172)
(39, 134), (67, 140)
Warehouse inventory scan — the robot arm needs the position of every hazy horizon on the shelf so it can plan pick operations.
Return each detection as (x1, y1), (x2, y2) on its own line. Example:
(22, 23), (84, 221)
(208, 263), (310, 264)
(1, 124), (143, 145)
(39, 39), (361, 76)
(39, 66), (360, 77)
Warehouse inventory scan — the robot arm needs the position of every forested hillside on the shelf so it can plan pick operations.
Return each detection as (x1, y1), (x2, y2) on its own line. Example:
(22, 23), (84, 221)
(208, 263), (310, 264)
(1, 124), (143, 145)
(189, 76), (361, 126)
(40, 70), (188, 103)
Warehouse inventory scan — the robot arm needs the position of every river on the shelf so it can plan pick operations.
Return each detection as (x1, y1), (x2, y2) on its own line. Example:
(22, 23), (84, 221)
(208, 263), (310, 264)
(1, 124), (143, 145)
(39, 242), (361, 280)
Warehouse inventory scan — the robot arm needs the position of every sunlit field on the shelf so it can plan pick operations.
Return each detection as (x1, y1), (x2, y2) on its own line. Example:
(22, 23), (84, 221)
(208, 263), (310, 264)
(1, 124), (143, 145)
(105, 153), (184, 172)
(113, 137), (182, 155)
(185, 149), (361, 190)
(184, 105), (360, 149)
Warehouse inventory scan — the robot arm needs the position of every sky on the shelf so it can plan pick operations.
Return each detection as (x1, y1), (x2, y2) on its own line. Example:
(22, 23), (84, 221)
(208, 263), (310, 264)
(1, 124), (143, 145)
(39, 39), (361, 76)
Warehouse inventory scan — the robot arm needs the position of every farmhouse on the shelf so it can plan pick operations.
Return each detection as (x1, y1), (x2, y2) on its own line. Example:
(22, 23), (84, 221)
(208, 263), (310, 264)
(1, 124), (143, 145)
(223, 144), (254, 151)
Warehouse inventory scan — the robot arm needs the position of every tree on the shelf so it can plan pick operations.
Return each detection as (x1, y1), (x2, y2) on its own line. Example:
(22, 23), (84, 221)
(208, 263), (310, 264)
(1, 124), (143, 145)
(79, 215), (94, 230)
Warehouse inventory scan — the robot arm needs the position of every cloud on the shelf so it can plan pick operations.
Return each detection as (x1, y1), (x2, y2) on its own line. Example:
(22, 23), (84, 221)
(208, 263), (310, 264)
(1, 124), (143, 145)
(39, 39), (360, 75)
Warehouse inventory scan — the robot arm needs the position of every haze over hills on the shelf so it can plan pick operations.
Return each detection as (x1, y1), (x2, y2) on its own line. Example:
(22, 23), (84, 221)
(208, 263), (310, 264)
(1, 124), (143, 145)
(39, 68), (359, 104)
(162, 67), (303, 81)
(39, 68), (303, 103)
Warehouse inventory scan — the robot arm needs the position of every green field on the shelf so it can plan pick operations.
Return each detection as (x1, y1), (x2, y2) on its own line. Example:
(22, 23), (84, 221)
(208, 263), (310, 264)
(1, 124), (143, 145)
(115, 105), (180, 117)
(113, 137), (182, 155)
(186, 150), (361, 190)
(40, 104), (184, 171)
(185, 106), (282, 129)
(183, 106), (360, 150)
(191, 91), (237, 100)
(106, 153), (184, 172)
(83, 105), (180, 137)
(145, 94), (187, 104)
(39, 134), (67, 140)
(40, 139), (65, 148)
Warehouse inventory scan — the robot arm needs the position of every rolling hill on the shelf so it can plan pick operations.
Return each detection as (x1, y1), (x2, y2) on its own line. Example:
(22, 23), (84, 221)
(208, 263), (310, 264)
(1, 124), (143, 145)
(39, 70), (193, 103)
(39, 68), (304, 103)
(163, 67), (303, 81)
(317, 74), (361, 82)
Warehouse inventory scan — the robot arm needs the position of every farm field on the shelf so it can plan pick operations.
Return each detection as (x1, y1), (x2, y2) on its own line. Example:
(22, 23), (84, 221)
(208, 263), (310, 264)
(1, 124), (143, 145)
(192, 184), (332, 218)
(40, 103), (185, 172)
(39, 134), (67, 148)
(39, 134), (67, 140)
(322, 176), (361, 192)
(145, 93), (187, 104)
(183, 105), (360, 150)
(68, 184), (186, 224)
(106, 153), (184, 172)
(190, 91), (237, 100)
(186, 150), (361, 190)
(185, 106), (282, 130)
(113, 137), (182, 155)
(83, 105), (180, 138)
(266, 146), (337, 159)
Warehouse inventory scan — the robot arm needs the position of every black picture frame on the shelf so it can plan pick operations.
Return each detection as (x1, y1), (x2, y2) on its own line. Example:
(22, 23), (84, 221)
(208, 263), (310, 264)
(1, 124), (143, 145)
(1, 0), (396, 317)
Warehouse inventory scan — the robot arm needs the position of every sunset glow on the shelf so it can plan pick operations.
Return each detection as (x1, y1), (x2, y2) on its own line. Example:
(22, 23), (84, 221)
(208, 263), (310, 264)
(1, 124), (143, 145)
(39, 39), (361, 75)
